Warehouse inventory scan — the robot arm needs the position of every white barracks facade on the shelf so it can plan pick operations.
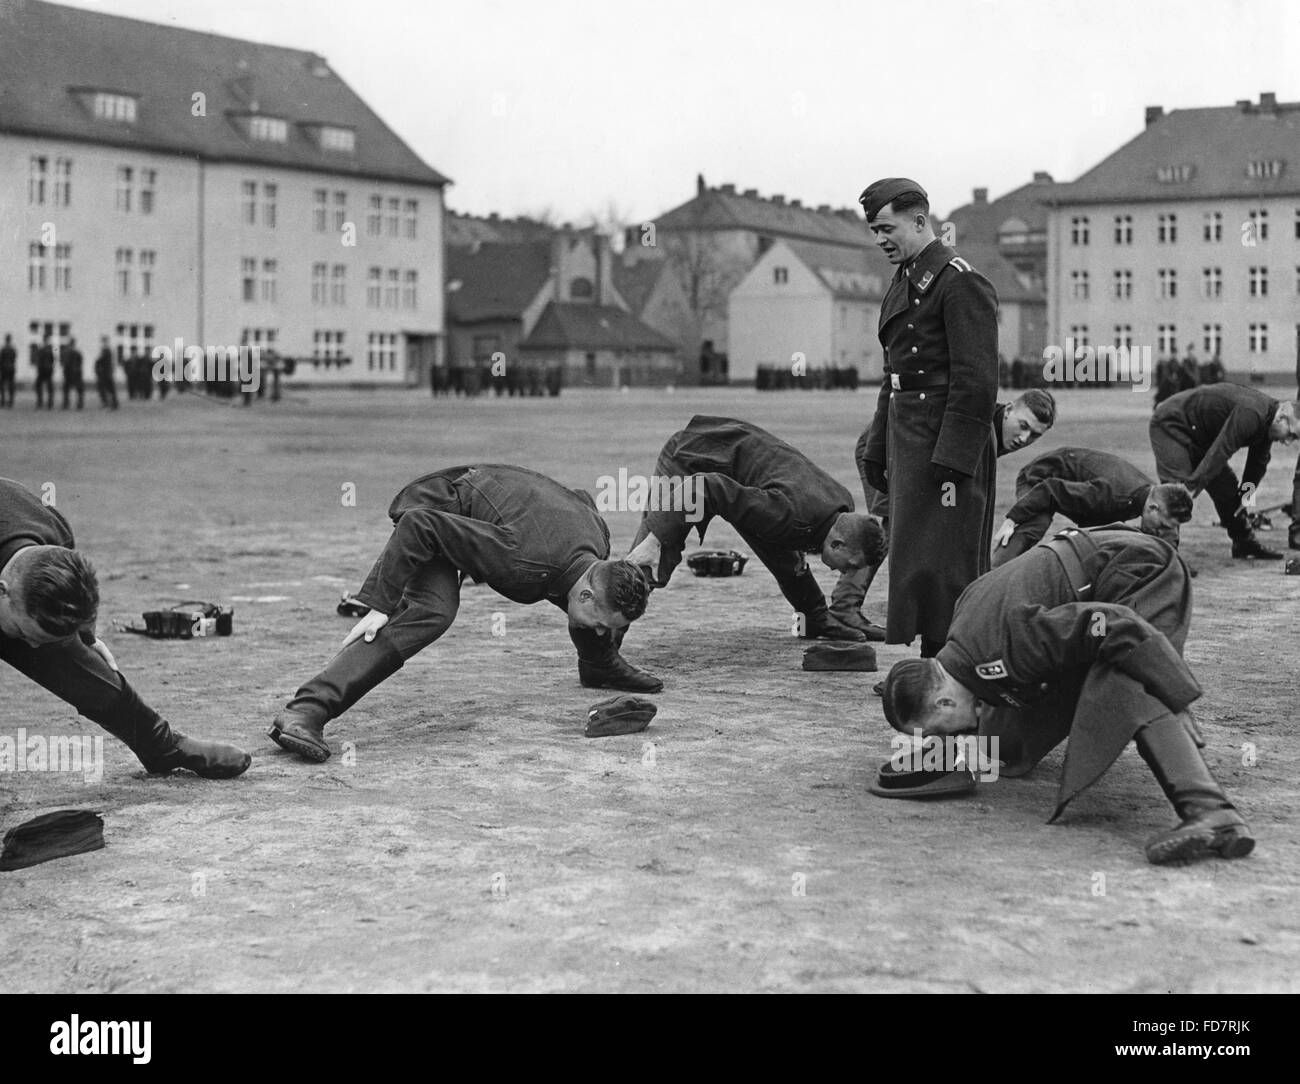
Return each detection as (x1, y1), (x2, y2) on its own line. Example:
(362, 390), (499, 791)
(0, 0), (448, 386)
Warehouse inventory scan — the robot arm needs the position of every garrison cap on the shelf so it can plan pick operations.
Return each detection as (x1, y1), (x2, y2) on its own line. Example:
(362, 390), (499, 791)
(858, 177), (928, 221)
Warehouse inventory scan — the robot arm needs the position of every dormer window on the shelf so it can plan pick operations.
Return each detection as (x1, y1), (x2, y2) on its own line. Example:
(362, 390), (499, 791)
(319, 126), (355, 152)
(1246, 159), (1285, 180)
(93, 92), (137, 122)
(248, 115), (289, 143)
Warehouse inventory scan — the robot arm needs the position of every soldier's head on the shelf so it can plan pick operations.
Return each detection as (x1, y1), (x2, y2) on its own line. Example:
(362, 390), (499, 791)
(568, 559), (649, 633)
(1140, 483), (1193, 546)
(1002, 389), (1056, 452)
(0, 545), (98, 647)
(883, 658), (982, 737)
(1268, 401), (1300, 444)
(822, 513), (886, 572)
(859, 178), (933, 265)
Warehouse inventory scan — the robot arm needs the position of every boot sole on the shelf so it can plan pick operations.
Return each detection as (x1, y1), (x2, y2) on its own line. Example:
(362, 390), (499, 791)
(1146, 826), (1256, 864)
(266, 723), (331, 763)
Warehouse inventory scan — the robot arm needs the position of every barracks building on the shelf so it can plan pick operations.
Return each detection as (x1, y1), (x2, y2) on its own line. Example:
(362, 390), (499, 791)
(0, 0), (449, 387)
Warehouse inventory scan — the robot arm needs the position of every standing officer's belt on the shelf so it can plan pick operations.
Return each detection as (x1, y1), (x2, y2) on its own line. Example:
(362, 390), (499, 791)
(889, 371), (948, 391)
(1044, 528), (1100, 599)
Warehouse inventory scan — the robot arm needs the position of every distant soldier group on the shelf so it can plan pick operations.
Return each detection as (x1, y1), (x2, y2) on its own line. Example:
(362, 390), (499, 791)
(430, 362), (562, 398)
(755, 365), (860, 391)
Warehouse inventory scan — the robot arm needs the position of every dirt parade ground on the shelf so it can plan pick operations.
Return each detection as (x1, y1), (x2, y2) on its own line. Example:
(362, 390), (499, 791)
(1, 385), (1298, 993)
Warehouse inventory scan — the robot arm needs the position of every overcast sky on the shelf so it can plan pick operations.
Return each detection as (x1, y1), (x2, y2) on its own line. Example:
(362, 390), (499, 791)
(61, 0), (1299, 224)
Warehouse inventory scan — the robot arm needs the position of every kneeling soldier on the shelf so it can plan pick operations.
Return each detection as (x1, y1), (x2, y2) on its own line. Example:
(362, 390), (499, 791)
(625, 415), (884, 641)
(881, 526), (1253, 865)
(0, 478), (250, 778)
(269, 464), (657, 763)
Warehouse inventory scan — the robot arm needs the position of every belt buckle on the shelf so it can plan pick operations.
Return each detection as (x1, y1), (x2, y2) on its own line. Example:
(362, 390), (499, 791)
(890, 373), (901, 390)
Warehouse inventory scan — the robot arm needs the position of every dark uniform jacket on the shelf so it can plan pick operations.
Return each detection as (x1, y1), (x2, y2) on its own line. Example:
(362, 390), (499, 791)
(1150, 384), (1278, 493)
(1007, 448), (1153, 527)
(357, 465), (609, 615)
(94, 349), (114, 381)
(61, 347), (83, 378)
(936, 526), (1197, 818)
(0, 345), (15, 373)
(36, 344), (55, 375)
(644, 415), (853, 553)
(0, 478), (95, 645)
(862, 239), (1000, 644)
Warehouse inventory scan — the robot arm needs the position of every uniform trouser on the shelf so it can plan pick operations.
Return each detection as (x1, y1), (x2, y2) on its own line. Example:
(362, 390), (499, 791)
(1, 632), (165, 760)
(829, 424), (891, 622)
(1290, 458), (1300, 540)
(990, 475), (1050, 568)
(96, 375), (118, 408)
(1148, 420), (1250, 540)
(62, 374), (84, 409)
(286, 557), (459, 723)
(0, 371), (14, 406)
(34, 371), (53, 408)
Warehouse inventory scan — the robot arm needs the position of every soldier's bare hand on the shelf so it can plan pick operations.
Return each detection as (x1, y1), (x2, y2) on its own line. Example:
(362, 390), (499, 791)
(89, 637), (119, 672)
(993, 518), (1017, 549)
(343, 609), (389, 648)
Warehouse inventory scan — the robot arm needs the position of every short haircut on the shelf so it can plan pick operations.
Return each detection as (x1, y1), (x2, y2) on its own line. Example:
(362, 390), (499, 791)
(836, 513), (887, 565)
(881, 658), (942, 732)
(18, 548), (98, 637)
(592, 560), (649, 622)
(1016, 388), (1057, 427)
(1151, 483), (1193, 523)
(885, 191), (929, 219)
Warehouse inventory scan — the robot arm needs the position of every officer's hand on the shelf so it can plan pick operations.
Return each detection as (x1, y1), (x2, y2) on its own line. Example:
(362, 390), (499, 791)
(993, 518), (1017, 548)
(862, 459), (888, 493)
(929, 463), (967, 486)
(89, 637), (119, 672)
(343, 609), (390, 648)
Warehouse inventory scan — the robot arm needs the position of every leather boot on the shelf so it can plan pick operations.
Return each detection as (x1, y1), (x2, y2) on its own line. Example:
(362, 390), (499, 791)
(98, 676), (250, 779)
(1231, 534), (1283, 560)
(569, 625), (663, 693)
(781, 567), (866, 642)
(268, 637), (405, 762)
(1136, 713), (1254, 864)
(829, 564), (886, 640)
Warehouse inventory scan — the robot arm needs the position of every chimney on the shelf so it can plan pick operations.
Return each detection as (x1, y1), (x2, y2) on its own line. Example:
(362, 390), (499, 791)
(719, 183), (736, 195)
(771, 194), (785, 205)
(696, 172), (706, 195)
(1032, 170), (1053, 183)
(1144, 105), (1164, 127)
(1260, 91), (1278, 112)
(816, 204), (831, 213)
(1235, 98), (1252, 111)
(488, 212), (499, 221)
(790, 198), (802, 208)
(743, 188), (758, 198)
(973, 187), (988, 204)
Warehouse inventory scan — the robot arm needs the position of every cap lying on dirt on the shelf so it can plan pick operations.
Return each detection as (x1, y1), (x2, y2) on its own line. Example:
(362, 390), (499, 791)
(802, 643), (877, 671)
(585, 695), (658, 737)
(0, 810), (105, 871)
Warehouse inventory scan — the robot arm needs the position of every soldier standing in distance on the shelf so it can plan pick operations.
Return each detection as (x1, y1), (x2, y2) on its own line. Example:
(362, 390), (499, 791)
(857, 178), (1000, 658)
(94, 336), (119, 409)
(34, 333), (55, 410)
(60, 336), (85, 410)
(0, 334), (16, 408)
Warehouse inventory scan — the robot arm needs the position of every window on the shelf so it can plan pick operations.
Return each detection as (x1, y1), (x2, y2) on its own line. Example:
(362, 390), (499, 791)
(1157, 324), (1177, 355)
(241, 257), (257, 302)
(312, 330), (347, 365)
(1114, 324), (1133, 349)
(402, 270), (418, 309)
(115, 248), (133, 296)
(113, 323), (154, 358)
(367, 195), (382, 236)
(319, 126), (355, 153)
(248, 115), (288, 143)
(1249, 266), (1268, 297)
(1203, 324), (1223, 357)
(1158, 268), (1177, 299)
(367, 267), (381, 307)
(262, 184), (277, 229)
(334, 191), (347, 232)
(773, 266), (789, 284)
(404, 199), (418, 239)
(53, 243), (71, 292)
(311, 263), (328, 305)
(313, 190), (328, 232)
(1068, 325), (1089, 347)
(28, 156), (47, 205)
(139, 169), (156, 214)
(386, 197), (400, 238)
(116, 166), (133, 212)
(1248, 209), (1269, 242)
(1203, 211), (1222, 242)
(570, 276), (594, 299)
(1113, 214), (1132, 244)
(1248, 323), (1268, 353)
(1203, 267), (1222, 298)
(331, 264), (347, 306)
(241, 180), (257, 225)
(384, 268), (400, 308)
(1113, 269), (1132, 299)
(260, 259), (277, 303)
(1245, 159), (1284, 180)
(1070, 270), (1090, 300)
(139, 249), (154, 296)
(1070, 216), (1090, 245)
(28, 242), (46, 292)
(54, 158), (72, 207)
(1157, 213), (1177, 243)
(93, 92), (137, 122)
(1296, 265), (1300, 295)
(367, 332), (397, 372)
(1295, 208), (1300, 239)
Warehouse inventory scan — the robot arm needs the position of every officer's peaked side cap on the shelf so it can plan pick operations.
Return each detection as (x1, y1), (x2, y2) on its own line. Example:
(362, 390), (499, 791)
(859, 178), (928, 221)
